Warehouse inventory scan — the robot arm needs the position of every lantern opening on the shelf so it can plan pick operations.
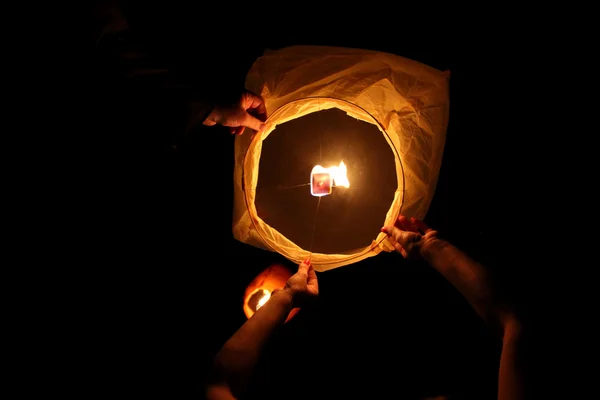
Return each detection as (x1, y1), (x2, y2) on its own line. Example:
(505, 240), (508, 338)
(255, 108), (397, 255)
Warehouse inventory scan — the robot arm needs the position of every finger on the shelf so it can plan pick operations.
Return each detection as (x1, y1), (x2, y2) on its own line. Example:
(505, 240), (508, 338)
(240, 112), (267, 132)
(249, 103), (267, 122)
(298, 258), (311, 274)
(396, 215), (412, 231)
(383, 228), (406, 254)
(381, 225), (402, 239)
(414, 218), (432, 234)
(229, 127), (237, 134)
(243, 92), (267, 116)
(307, 263), (317, 283)
(382, 225), (414, 249)
(234, 126), (244, 135)
(406, 217), (421, 232)
(254, 109), (267, 122)
(393, 242), (409, 258)
(411, 217), (431, 234)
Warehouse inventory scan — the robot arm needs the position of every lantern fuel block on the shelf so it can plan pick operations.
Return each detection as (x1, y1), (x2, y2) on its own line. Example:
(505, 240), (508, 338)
(311, 170), (332, 196)
(233, 45), (450, 271)
(310, 161), (350, 197)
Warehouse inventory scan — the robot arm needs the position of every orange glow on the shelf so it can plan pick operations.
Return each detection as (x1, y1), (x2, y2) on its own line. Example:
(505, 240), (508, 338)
(243, 264), (300, 322)
(255, 289), (271, 310)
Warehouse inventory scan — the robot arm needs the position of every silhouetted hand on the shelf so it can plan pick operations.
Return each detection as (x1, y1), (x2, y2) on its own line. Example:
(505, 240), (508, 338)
(381, 215), (441, 259)
(274, 258), (318, 309)
(203, 90), (267, 135)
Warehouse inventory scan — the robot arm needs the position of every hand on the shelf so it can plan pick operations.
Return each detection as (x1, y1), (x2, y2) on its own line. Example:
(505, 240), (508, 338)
(203, 90), (267, 135)
(381, 215), (440, 259)
(275, 258), (319, 309)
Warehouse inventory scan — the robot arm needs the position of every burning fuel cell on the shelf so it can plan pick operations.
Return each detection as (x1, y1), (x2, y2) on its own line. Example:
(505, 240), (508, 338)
(310, 161), (349, 197)
(311, 171), (332, 196)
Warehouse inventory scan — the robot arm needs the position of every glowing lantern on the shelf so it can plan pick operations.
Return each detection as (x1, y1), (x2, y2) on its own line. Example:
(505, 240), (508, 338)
(243, 264), (300, 322)
(233, 46), (450, 272)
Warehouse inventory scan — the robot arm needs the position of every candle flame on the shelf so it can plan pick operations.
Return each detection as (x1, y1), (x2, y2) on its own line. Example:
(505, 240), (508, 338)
(256, 289), (271, 310)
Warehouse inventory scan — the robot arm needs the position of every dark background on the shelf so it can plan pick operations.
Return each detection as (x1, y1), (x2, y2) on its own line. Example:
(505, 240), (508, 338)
(88, 4), (546, 399)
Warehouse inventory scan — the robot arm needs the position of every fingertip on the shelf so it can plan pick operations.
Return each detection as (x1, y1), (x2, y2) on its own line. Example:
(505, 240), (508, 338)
(414, 218), (430, 233)
(409, 217), (420, 230)
(397, 215), (411, 231)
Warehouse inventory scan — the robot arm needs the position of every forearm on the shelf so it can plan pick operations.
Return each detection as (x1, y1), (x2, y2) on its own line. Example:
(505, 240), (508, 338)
(421, 239), (514, 332)
(94, 8), (183, 92)
(498, 318), (526, 400)
(207, 290), (294, 399)
(94, 1), (214, 138)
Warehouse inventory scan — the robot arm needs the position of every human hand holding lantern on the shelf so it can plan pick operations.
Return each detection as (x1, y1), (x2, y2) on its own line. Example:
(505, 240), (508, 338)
(203, 90), (267, 135)
(381, 215), (441, 260)
(274, 258), (319, 309)
(209, 259), (319, 399)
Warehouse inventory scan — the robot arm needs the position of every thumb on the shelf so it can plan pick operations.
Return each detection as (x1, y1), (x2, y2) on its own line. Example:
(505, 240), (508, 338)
(240, 112), (266, 132)
(381, 226), (396, 237)
(381, 225), (408, 243)
(297, 261), (309, 274)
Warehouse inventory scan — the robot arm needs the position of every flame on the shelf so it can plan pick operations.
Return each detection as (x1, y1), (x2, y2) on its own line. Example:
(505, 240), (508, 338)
(330, 160), (350, 188)
(256, 289), (271, 310)
(310, 160), (350, 188)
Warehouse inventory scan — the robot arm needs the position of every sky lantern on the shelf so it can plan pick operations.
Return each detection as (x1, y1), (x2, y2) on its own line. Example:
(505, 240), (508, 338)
(233, 46), (450, 272)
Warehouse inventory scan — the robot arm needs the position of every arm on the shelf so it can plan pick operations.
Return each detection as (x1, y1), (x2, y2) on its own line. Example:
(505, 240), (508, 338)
(93, 1), (266, 137)
(206, 259), (318, 400)
(382, 215), (526, 400)
(422, 239), (526, 400)
(420, 238), (512, 332)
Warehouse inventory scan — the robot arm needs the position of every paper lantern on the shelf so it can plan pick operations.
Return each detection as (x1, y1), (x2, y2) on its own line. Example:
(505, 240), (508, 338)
(233, 46), (449, 271)
(243, 264), (300, 322)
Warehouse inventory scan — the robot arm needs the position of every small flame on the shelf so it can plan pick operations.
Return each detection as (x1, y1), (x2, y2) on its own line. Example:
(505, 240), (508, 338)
(310, 160), (350, 189)
(256, 289), (271, 310)
(330, 160), (350, 188)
